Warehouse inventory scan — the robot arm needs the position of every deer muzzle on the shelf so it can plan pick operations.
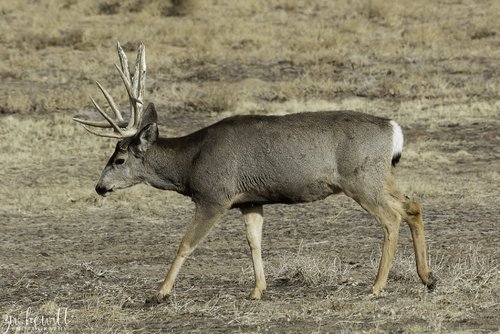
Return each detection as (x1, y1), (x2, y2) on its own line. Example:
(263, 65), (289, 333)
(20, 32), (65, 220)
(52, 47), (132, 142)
(95, 184), (113, 197)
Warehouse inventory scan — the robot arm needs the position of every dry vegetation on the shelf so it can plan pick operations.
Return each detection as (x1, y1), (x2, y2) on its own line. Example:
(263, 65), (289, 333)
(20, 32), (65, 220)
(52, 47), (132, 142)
(1, 0), (499, 333)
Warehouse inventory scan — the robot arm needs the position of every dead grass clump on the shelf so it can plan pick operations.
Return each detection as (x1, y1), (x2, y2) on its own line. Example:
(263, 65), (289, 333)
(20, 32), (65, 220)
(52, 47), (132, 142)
(162, 0), (192, 17)
(96, 0), (194, 17)
(20, 29), (87, 50)
(4, 91), (33, 114)
(433, 245), (499, 297)
(98, 1), (121, 15)
(470, 28), (496, 40)
(272, 247), (352, 287)
(200, 89), (237, 114)
(355, 0), (392, 22)
(278, 71), (340, 101)
(168, 84), (238, 115)
(388, 244), (499, 298)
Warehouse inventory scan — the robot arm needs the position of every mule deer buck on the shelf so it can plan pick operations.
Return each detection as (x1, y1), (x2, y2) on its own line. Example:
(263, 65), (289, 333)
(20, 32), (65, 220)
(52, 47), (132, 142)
(74, 43), (436, 304)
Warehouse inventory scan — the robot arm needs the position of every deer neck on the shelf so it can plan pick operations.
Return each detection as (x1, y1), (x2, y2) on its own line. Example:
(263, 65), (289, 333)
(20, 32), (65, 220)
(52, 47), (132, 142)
(143, 137), (196, 196)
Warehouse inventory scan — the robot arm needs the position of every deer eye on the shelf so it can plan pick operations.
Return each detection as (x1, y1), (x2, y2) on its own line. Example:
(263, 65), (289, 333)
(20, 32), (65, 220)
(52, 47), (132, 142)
(115, 158), (125, 165)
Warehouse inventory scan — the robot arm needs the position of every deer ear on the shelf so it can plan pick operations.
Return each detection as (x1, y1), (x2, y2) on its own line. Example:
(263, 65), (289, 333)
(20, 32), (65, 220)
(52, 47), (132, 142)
(139, 103), (158, 129)
(134, 123), (158, 155)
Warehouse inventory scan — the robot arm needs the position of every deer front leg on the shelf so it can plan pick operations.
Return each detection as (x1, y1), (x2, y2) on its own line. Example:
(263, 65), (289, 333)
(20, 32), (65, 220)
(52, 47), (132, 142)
(145, 203), (224, 305)
(241, 205), (266, 300)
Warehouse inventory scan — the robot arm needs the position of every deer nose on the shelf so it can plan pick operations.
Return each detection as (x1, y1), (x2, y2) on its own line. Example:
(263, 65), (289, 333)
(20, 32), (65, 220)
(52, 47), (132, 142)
(95, 184), (109, 196)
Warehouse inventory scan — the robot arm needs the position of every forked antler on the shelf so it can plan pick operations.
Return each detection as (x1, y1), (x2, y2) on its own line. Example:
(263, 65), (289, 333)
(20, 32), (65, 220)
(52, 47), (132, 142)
(73, 42), (147, 139)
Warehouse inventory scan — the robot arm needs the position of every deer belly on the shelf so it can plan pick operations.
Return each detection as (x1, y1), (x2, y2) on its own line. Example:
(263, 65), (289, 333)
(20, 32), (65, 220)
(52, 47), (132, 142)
(232, 176), (341, 207)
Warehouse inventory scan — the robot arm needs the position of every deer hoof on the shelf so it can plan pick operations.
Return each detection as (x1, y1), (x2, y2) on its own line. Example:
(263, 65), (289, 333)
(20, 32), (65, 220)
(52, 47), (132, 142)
(370, 285), (385, 295)
(144, 293), (170, 306)
(248, 287), (265, 300)
(426, 272), (437, 291)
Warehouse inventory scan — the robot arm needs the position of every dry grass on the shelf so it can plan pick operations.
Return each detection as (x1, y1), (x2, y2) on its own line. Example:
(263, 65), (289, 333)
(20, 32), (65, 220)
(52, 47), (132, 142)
(2, 0), (500, 115)
(1, 0), (500, 333)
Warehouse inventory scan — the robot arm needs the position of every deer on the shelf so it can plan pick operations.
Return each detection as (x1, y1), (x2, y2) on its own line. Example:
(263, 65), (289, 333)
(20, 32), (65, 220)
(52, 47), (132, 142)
(74, 43), (436, 305)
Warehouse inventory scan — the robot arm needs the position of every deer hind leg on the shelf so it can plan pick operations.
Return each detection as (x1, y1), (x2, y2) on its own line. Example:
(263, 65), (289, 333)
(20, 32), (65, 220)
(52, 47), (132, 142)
(358, 197), (402, 295)
(241, 205), (266, 300)
(400, 198), (436, 290)
(145, 203), (224, 305)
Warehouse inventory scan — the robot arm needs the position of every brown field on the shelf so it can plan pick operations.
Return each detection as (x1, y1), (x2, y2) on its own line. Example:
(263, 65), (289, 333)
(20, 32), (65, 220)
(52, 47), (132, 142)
(1, 0), (499, 333)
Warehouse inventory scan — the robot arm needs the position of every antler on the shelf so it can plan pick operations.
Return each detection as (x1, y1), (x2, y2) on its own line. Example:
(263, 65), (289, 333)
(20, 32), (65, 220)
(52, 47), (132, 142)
(73, 42), (147, 139)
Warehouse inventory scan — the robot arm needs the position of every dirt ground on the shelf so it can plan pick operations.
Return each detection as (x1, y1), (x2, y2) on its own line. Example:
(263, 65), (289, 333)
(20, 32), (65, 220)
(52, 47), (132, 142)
(1, 0), (499, 333)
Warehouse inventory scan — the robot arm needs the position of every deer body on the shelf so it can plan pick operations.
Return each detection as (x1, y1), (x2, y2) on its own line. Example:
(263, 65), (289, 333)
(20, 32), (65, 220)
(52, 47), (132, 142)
(75, 44), (435, 304)
(133, 111), (395, 208)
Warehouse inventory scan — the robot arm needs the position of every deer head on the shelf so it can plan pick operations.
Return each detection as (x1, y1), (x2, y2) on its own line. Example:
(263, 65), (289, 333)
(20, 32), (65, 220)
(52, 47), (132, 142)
(74, 43), (159, 196)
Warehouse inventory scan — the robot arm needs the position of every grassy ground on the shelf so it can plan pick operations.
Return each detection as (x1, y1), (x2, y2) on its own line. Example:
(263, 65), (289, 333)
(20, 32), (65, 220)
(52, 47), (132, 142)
(1, 0), (499, 333)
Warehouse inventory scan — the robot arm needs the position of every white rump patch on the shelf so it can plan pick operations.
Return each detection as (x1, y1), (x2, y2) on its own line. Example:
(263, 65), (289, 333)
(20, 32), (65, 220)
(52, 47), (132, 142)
(390, 120), (404, 157)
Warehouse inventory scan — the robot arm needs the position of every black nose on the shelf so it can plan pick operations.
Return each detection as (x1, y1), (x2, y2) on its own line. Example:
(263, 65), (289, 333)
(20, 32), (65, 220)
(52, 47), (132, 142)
(95, 185), (108, 196)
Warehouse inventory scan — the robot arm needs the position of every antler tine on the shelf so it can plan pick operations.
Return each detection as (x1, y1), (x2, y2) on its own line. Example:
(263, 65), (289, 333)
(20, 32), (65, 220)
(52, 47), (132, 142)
(116, 42), (132, 83)
(115, 63), (135, 104)
(72, 97), (127, 134)
(80, 124), (124, 139)
(117, 41), (135, 127)
(137, 43), (147, 127)
(131, 43), (146, 129)
(95, 81), (125, 122)
(131, 43), (146, 99)
(73, 114), (128, 128)
(126, 43), (145, 130)
(73, 117), (118, 128)
(89, 97), (125, 136)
